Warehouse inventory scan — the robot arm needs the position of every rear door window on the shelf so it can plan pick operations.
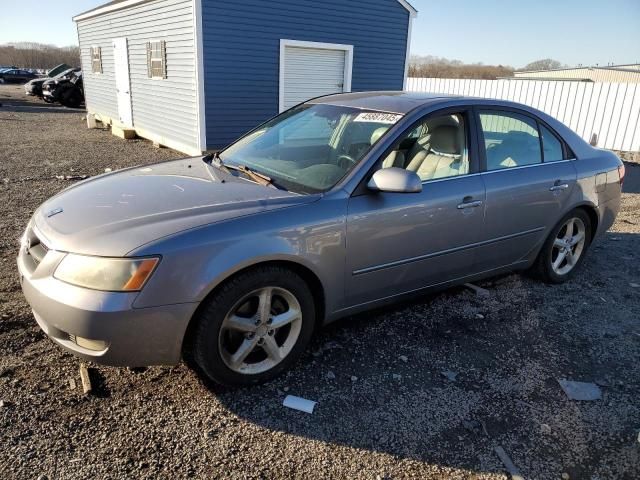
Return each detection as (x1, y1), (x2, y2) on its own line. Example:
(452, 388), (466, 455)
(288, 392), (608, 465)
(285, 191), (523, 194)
(479, 111), (542, 171)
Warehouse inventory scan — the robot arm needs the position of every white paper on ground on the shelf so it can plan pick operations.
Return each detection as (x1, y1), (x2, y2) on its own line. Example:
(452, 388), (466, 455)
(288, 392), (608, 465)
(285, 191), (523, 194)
(283, 395), (317, 414)
(557, 379), (602, 401)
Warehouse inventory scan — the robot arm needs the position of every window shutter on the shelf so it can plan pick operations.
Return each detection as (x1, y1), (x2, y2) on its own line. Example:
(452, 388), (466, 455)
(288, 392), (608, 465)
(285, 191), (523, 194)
(146, 42), (152, 78)
(98, 47), (103, 74)
(161, 40), (167, 79)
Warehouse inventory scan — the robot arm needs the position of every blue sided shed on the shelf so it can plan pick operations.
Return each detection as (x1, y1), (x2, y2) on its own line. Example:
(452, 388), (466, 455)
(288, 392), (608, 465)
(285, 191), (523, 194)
(74, 0), (417, 155)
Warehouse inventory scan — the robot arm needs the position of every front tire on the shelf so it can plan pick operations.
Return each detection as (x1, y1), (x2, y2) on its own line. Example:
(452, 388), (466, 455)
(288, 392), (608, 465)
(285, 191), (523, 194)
(60, 89), (82, 108)
(533, 209), (592, 283)
(192, 266), (316, 387)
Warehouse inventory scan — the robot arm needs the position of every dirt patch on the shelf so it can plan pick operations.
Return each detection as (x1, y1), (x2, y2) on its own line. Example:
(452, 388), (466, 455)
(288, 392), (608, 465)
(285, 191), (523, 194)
(1, 84), (639, 479)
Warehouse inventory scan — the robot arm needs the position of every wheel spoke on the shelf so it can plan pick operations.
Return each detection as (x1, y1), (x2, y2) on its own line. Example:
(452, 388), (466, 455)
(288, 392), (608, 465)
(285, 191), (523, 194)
(225, 315), (257, 333)
(553, 251), (566, 270)
(270, 308), (301, 329)
(566, 250), (576, 266)
(571, 231), (585, 246)
(229, 337), (259, 368)
(564, 219), (574, 241)
(258, 288), (273, 323)
(262, 336), (282, 361)
(554, 238), (566, 248)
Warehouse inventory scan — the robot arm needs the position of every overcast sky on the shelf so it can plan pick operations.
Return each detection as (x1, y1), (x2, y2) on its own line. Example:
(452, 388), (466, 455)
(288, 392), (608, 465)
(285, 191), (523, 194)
(1, 0), (639, 68)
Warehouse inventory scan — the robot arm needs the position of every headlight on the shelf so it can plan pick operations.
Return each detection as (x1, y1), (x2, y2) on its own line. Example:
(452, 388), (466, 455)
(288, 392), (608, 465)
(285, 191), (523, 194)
(54, 254), (159, 292)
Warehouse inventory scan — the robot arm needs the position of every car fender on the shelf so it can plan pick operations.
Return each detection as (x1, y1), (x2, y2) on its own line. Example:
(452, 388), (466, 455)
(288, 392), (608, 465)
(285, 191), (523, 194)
(131, 198), (347, 315)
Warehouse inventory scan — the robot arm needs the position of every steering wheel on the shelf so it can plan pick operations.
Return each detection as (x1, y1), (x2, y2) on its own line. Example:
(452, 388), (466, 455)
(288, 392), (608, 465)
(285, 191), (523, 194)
(337, 154), (357, 169)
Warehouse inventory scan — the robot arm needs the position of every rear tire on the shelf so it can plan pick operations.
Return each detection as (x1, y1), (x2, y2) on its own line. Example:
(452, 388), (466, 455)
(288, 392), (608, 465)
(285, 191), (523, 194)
(532, 209), (592, 283)
(191, 266), (316, 387)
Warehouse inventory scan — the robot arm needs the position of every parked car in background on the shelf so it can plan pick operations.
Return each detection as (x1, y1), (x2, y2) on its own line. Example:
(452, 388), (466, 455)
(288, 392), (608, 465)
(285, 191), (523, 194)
(42, 71), (84, 108)
(17, 93), (623, 387)
(24, 64), (72, 97)
(0, 68), (37, 84)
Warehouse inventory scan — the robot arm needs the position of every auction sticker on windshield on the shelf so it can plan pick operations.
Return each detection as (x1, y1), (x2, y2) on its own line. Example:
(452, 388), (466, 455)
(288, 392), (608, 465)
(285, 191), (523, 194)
(353, 112), (403, 124)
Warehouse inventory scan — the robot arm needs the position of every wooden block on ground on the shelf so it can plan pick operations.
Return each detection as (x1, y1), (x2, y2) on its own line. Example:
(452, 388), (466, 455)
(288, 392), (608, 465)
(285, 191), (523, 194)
(112, 124), (136, 140)
(86, 114), (99, 129)
(79, 364), (92, 395)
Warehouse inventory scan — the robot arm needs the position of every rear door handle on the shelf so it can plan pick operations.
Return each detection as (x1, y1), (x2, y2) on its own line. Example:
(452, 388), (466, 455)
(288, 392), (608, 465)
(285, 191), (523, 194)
(457, 199), (483, 209)
(549, 183), (569, 192)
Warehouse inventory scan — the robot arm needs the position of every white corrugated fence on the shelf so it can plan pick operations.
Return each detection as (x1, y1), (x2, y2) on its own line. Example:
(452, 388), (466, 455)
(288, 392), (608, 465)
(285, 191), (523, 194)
(406, 78), (640, 152)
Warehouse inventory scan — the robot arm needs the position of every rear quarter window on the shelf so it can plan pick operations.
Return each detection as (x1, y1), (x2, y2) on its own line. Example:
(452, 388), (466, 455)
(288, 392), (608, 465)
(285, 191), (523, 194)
(540, 124), (565, 162)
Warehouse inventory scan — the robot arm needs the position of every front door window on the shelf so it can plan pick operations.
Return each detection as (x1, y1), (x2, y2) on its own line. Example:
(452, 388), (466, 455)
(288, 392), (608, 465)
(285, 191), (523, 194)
(377, 113), (470, 181)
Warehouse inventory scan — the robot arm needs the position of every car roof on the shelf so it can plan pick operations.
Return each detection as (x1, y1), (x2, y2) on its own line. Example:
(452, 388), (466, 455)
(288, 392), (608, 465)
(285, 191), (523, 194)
(307, 90), (569, 116)
(307, 91), (463, 114)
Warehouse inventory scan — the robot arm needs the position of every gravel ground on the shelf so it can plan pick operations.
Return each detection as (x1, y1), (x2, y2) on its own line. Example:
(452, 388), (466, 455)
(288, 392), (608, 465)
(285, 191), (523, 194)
(1, 84), (639, 479)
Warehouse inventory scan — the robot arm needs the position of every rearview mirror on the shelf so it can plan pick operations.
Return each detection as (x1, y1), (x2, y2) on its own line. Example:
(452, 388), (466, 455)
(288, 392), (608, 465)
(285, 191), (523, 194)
(367, 168), (422, 193)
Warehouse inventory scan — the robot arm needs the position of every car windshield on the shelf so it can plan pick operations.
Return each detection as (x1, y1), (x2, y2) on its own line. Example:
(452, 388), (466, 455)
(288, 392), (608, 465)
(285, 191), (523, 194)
(218, 104), (403, 193)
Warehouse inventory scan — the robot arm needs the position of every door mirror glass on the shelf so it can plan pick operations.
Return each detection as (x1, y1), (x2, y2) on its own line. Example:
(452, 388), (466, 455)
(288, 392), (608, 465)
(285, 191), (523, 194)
(367, 167), (422, 193)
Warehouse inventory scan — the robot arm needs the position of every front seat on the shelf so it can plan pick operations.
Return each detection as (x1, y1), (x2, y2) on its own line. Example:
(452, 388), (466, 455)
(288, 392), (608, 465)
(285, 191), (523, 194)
(406, 125), (465, 180)
(370, 127), (405, 169)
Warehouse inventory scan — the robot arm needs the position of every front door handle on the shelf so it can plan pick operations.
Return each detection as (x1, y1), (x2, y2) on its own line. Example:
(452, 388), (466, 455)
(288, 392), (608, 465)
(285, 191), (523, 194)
(457, 199), (483, 209)
(549, 182), (569, 192)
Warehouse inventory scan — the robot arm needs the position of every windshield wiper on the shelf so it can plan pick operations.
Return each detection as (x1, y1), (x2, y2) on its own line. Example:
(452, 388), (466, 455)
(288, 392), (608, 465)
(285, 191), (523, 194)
(203, 152), (275, 188)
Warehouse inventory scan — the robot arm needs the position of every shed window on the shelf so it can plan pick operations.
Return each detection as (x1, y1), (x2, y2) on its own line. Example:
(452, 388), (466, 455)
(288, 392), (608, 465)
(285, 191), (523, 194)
(91, 47), (102, 74)
(147, 41), (167, 79)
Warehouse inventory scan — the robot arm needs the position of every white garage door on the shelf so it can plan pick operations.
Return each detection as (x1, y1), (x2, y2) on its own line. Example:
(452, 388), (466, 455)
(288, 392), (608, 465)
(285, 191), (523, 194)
(281, 42), (351, 111)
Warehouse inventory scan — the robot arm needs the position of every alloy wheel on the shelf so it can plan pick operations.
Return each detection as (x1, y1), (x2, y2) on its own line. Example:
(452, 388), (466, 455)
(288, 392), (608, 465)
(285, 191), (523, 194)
(551, 217), (586, 275)
(218, 286), (302, 375)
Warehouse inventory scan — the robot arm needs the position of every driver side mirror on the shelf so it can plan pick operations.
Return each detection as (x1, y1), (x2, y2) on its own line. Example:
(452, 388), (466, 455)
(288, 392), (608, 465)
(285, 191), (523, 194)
(367, 168), (422, 193)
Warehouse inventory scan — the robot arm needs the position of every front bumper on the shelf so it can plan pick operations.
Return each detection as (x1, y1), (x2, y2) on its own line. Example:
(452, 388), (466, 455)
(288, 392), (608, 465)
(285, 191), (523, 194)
(17, 227), (198, 366)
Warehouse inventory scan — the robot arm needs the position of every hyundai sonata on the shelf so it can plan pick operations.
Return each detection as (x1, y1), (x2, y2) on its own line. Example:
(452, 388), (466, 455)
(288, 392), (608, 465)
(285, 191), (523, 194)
(18, 92), (623, 386)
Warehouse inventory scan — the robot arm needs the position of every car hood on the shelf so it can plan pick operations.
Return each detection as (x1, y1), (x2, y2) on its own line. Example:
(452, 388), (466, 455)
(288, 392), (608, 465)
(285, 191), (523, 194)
(33, 157), (319, 256)
(27, 78), (46, 86)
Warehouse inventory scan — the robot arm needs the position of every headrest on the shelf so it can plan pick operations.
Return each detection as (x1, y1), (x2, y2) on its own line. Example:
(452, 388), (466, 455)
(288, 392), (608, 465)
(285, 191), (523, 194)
(370, 127), (389, 145)
(429, 125), (460, 155)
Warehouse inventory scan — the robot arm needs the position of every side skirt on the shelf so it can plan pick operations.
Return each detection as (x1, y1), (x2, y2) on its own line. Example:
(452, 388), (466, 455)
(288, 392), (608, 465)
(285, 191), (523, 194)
(323, 260), (531, 325)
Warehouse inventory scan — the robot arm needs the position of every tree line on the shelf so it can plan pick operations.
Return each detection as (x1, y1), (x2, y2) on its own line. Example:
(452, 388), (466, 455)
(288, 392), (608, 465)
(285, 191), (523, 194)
(409, 56), (566, 79)
(0, 43), (80, 70)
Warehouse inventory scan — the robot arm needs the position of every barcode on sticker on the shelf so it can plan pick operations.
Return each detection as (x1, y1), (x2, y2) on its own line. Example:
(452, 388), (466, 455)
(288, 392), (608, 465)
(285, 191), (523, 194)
(354, 112), (403, 124)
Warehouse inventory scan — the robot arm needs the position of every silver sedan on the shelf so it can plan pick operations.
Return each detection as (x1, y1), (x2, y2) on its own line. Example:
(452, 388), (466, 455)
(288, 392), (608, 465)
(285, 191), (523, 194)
(17, 92), (624, 386)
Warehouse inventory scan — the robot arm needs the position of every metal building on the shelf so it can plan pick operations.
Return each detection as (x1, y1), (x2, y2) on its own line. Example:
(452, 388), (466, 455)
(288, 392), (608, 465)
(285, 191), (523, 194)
(513, 64), (640, 83)
(74, 0), (417, 155)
